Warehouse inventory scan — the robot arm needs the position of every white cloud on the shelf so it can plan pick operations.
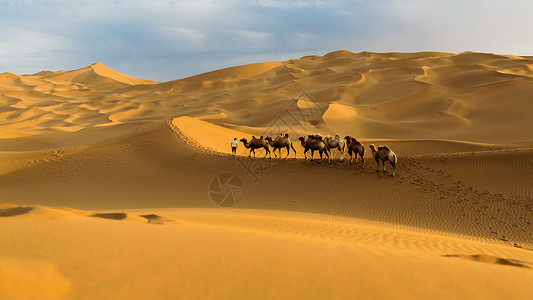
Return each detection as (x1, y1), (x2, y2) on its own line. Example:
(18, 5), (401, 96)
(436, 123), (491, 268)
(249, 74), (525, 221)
(163, 27), (207, 50)
(252, 0), (325, 8)
(0, 26), (74, 73)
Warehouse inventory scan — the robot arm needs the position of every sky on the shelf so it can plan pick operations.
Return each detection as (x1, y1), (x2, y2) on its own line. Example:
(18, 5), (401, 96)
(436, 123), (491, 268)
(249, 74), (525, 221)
(1, 0), (532, 82)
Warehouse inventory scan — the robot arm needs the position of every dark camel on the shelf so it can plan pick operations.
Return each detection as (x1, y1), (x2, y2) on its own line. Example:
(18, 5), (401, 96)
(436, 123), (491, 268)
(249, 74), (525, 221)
(369, 144), (397, 176)
(344, 135), (365, 167)
(265, 134), (297, 159)
(298, 135), (330, 163)
(240, 136), (271, 158)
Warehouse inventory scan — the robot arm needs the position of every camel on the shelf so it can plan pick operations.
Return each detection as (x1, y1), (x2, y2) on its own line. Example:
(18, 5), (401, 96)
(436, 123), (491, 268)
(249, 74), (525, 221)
(265, 134), (297, 159)
(240, 136), (271, 158)
(298, 135), (330, 163)
(344, 135), (365, 167)
(323, 134), (345, 162)
(369, 144), (397, 176)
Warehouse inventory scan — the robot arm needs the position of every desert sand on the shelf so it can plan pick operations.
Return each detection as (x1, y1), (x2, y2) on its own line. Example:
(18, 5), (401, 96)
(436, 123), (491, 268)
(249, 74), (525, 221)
(1, 51), (532, 299)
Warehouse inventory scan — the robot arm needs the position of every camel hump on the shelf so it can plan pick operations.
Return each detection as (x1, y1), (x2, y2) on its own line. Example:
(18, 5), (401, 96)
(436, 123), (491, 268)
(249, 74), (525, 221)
(308, 134), (322, 140)
(378, 145), (391, 151)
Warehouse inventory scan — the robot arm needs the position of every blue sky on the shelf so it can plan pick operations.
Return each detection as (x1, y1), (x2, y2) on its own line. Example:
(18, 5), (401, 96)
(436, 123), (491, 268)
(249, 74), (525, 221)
(1, 0), (532, 81)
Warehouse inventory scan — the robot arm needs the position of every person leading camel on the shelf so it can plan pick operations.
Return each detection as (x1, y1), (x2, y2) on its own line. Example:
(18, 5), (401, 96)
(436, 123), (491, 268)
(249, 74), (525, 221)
(231, 138), (238, 157)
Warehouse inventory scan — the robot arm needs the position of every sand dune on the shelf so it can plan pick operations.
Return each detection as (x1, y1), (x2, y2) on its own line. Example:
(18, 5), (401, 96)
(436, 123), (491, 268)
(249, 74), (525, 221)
(1, 51), (533, 299)
(1, 205), (532, 299)
(1, 51), (533, 142)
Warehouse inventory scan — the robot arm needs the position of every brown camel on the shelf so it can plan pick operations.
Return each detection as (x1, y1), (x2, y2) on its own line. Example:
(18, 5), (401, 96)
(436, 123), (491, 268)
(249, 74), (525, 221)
(265, 134), (297, 159)
(240, 136), (271, 158)
(298, 135), (330, 163)
(344, 135), (365, 167)
(369, 144), (397, 176)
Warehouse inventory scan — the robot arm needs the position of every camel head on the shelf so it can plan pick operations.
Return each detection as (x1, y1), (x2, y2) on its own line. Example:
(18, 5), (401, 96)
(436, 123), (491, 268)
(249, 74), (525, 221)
(344, 135), (352, 143)
(284, 133), (289, 138)
(298, 136), (306, 143)
(265, 136), (272, 141)
(369, 144), (377, 152)
(240, 138), (248, 143)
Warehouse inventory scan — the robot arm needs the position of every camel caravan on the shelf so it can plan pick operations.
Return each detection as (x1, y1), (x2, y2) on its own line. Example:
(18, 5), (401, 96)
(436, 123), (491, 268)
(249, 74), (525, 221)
(236, 133), (398, 176)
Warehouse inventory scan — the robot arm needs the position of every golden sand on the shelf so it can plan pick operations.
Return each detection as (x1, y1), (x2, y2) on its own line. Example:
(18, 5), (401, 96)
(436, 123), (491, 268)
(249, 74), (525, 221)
(1, 51), (532, 299)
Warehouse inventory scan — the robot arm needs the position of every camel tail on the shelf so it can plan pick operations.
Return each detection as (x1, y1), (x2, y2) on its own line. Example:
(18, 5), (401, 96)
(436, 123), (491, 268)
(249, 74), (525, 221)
(389, 151), (397, 169)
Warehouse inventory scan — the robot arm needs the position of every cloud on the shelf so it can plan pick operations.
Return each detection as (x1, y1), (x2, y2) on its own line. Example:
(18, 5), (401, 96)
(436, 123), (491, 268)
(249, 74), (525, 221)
(0, 26), (74, 73)
(0, 0), (532, 81)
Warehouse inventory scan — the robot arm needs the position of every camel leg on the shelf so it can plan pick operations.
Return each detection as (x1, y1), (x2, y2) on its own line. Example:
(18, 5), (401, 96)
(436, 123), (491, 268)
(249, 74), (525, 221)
(360, 154), (365, 168)
(291, 144), (297, 158)
(264, 147), (271, 158)
(310, 149), (315, 161)
(390, 161), (396, 176)
(303, 148), (309, 161)
(339, 149), (345, 162)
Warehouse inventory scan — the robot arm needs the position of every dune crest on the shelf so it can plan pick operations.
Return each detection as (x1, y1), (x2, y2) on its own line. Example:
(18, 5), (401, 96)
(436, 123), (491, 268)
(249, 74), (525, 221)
(0, 51), (532, 142)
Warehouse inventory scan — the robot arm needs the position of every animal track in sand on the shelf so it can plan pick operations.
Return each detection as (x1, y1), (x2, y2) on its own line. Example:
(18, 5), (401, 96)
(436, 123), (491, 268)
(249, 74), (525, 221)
(399, 155), (533, 248)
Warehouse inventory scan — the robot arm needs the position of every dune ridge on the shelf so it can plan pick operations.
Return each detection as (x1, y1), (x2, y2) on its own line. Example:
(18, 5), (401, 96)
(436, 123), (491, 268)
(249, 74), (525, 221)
(1, 51), (532, 142)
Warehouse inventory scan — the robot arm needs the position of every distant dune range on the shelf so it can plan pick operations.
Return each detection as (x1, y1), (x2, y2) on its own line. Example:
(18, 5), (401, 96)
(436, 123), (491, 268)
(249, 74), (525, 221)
(1, 51), (533, 143)
(1, 51), (533, 299)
